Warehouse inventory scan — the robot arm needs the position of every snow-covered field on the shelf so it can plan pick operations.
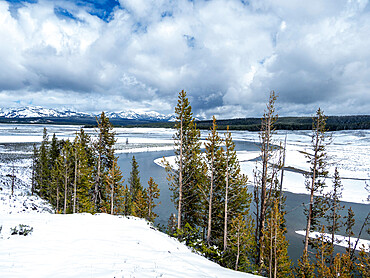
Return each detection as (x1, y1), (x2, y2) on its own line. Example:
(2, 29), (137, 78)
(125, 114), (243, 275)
(0, 213), (258, 278)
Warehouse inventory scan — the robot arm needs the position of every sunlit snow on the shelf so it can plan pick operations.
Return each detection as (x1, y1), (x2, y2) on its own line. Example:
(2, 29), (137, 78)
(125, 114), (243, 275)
(295, 230), (369, 252)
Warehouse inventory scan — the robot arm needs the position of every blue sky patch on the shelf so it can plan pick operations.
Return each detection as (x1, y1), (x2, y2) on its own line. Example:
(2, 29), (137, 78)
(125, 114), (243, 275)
(5, 0), (120, 22)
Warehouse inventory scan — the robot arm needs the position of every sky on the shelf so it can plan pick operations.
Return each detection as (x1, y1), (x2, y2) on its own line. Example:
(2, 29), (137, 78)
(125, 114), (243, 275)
(0, 0), (369, 119)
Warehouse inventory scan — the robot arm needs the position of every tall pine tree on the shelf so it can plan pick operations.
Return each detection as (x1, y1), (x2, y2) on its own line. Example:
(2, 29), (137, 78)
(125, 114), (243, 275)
(204, 116), (223, 245)
(325, 167), (344, 264)
(105, 158), (124, 215)
(167, 90), (204, 231)
(255, 91), (278, 272)
(93, 112), (116, 212)
(303, 108), (329, 255)
(146, 177), (160, 222)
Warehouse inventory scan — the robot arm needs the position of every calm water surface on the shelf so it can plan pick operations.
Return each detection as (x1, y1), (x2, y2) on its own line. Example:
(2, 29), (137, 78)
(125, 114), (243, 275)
(117, 140), (369, 264)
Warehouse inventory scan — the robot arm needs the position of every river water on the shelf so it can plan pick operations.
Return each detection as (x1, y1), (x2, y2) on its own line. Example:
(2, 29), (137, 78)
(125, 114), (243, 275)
(0, 124), (368, 264)
(117, 141), (369, 264)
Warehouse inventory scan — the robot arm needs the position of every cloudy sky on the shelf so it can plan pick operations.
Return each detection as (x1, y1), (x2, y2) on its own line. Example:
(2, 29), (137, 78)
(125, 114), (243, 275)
(1, 0), (369, 118)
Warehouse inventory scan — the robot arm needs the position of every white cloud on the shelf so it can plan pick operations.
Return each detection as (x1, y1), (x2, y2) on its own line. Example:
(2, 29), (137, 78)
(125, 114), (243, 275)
(0, 0), (369, 118)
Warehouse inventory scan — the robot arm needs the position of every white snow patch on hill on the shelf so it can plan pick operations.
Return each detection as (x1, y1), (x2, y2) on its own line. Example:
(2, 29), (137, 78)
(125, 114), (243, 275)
(0, 214), (259, 278)
(0, 151), (259, 278)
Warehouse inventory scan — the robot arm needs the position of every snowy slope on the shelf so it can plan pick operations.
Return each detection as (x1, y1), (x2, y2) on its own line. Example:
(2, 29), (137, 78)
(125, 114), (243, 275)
(0, 154), (259, 278)
(0, 214), (259, 278)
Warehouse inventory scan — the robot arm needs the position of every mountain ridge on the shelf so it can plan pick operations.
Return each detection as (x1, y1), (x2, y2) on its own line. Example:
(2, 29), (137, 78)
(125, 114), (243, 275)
(0, 106), (175, 122)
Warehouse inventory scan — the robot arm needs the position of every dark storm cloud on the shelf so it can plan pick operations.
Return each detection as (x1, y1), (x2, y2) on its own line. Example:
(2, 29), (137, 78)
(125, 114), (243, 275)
(0, 0), (369, 117)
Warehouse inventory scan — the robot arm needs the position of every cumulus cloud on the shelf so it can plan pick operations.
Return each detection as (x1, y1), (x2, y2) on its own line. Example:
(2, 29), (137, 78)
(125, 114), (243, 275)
(0, 0), (369, 118)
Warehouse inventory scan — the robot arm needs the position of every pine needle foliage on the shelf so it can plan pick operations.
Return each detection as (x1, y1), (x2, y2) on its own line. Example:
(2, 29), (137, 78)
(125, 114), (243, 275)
(303, 108), (330, 254)
(146, 177), (161, 222)
(167, 90), (205, 231)
(105, 158), (124, 215)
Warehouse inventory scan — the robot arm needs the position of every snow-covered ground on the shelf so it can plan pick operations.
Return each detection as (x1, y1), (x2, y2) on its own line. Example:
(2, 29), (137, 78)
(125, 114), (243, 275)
(0, 125), (259, 277)
(0, 213), (258, 278)
(0, 158), (53, 214)
(295, 230), (370, 252)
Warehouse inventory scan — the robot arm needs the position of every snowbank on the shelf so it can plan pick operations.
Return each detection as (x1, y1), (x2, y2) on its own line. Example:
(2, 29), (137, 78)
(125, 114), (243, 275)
(295, 230), (370, 252)
(0, 213), (259, 278)
(0, 146), (259, 278)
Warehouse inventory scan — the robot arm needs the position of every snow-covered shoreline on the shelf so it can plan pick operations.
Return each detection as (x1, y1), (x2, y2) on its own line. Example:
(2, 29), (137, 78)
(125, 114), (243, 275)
(0, 125), (369, 205)
(295, 230), (370, 252)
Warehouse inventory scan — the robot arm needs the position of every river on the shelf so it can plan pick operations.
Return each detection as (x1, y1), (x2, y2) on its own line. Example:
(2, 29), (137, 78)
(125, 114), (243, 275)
(116, 140), (369, 264)
(0, 124), (368, 264)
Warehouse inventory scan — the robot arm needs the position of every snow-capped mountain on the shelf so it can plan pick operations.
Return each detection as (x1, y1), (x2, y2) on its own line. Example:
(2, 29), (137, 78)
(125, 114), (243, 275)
(105, 110), (174, 121)
(0, 106), (91, 118)
(0, 106), (175, 122)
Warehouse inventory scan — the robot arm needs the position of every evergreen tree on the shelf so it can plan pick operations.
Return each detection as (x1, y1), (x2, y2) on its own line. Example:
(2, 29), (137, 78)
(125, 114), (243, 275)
(228, 214), (255, 272)
(132, 188), (147, 218)
(331, 252), (353, 278)
(50, 161), (63, 213)
(73, 128), (95, 213)
(48, 134), (63, 207)
(93, 112), (116, 211)
(255, 91), (278, 271)
(58, 140), (73, 214)
(128, 155), (142, 215)
(204, 116), (223, 245)
(314, 226), (332, 278)
(105, 158), (124, 215)
(167, 90), (204, 230)
(344, 207), (355, 252)
(122, 184), (131, 216)
(303, 108), (330, 254)
(325, 167), (344, 263)
(167, 213), (177, 236)
(50, 133), (61, 168)
(296, 252), (315, 278)
(264, 199), (292, 278)
(199, 119), (251, 253)
(146, 177), (160, 222)
(223, 126), (249, 252)
(356, 247), (370, 277)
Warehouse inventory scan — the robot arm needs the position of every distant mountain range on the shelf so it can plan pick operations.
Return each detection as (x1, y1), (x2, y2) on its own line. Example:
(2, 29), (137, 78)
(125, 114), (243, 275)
(0, 106), (176, 123)
(0, 106), (369, 130)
